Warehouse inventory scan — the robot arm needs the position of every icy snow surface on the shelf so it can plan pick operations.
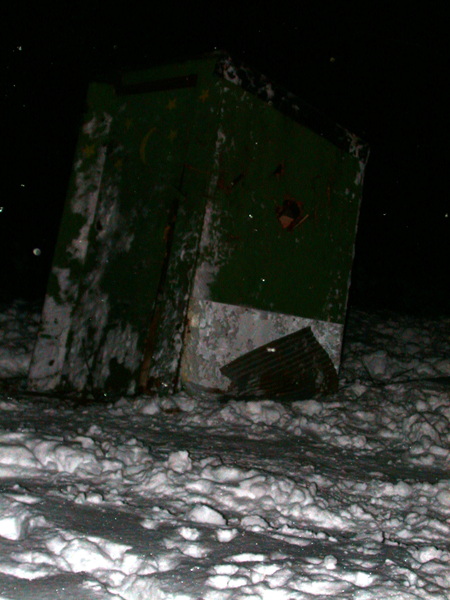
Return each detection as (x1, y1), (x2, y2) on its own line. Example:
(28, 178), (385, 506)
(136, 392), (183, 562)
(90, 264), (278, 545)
(0, 302), (449, 599)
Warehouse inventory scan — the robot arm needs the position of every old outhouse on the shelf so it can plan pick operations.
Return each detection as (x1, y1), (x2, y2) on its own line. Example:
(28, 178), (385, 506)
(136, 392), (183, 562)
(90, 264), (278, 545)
(28, 53), (369, 400)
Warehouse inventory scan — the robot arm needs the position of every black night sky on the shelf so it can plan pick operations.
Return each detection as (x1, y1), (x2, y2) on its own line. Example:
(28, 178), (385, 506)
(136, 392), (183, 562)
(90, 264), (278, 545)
(2, 2), (449, 315)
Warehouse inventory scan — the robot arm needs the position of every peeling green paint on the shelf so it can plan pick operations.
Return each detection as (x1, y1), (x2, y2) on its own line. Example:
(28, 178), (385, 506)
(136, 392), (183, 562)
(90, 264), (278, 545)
(28, 53), (368, 398)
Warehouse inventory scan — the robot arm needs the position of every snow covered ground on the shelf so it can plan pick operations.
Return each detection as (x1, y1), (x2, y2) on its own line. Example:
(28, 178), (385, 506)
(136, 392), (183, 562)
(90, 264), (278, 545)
(0, 301), (449, 599)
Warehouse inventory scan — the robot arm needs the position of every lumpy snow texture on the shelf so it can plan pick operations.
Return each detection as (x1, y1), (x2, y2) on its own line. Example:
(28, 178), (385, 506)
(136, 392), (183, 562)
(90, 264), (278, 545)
(0, 304), (449, 599)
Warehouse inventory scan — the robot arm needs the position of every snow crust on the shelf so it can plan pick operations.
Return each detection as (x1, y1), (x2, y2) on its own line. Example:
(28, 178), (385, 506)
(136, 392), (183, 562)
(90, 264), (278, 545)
(0, 304), (449, 599)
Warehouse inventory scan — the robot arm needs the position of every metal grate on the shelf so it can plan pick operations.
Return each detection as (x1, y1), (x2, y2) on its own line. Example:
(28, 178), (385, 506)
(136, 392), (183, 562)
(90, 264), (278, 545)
(220, 327), (338, 401)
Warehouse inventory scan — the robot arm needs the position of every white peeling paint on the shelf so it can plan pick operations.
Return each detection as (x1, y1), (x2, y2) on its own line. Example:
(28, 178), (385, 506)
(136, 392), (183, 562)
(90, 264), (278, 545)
(29, 126), (140, 393)
(27, 297), (72, 390)
(346, 132), (369, 187)
(63, 174), (138, 391)
(52, 267), (77, 303)
(221, 59), (242, 86)
(68, 114), (112, 263)
(62, 291), (110, 391)
(82, 113), (112, 138)
(191, 126), (228, 300)
(181, 299), (343, 392)
(98, 323), (141, 382)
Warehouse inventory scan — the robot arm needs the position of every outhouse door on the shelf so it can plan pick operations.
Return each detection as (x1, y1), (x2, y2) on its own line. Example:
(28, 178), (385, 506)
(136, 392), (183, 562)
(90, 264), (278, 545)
(28, 72), (214, 395)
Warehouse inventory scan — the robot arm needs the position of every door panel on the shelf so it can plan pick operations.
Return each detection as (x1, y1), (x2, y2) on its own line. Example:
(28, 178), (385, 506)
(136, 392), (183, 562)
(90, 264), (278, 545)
(194, 85), (362, 324)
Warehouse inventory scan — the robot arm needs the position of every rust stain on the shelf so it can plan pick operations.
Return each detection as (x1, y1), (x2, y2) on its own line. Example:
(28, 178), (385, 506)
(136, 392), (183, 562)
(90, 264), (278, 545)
(276, 195), (309, 231)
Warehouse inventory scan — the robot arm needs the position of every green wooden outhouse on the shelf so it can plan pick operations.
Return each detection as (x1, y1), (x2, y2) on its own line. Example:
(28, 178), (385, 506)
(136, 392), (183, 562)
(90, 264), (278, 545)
(28, 53), (369, 400)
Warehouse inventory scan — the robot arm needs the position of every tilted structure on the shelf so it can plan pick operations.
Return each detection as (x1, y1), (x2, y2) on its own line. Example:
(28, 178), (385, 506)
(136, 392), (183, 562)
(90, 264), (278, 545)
(28, 53), (369, 400)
